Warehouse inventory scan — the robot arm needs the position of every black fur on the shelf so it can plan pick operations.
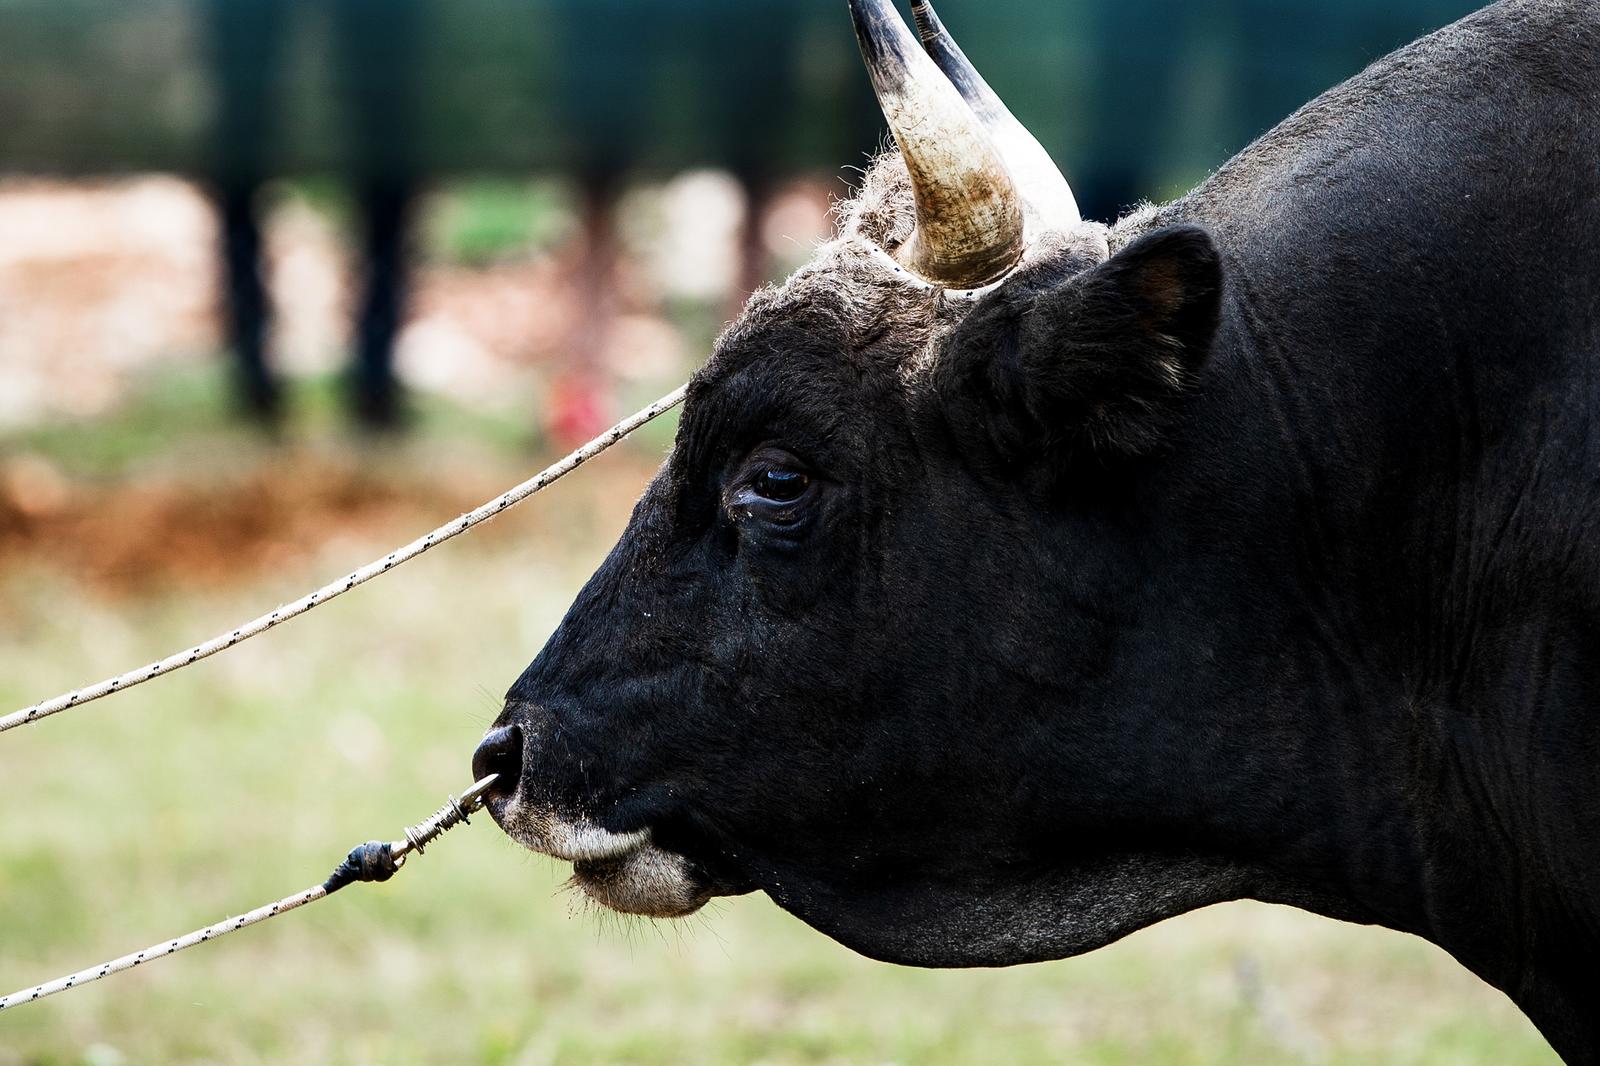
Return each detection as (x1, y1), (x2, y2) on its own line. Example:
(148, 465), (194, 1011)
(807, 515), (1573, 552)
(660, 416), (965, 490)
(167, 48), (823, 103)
(939, 224), (1223, 462)
(487, 2), (1600, 1059)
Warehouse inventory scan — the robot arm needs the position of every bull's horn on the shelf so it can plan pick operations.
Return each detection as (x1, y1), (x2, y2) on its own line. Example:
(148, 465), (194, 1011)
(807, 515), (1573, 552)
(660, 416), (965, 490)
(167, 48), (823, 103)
(910, 0), (1081, 232)
(850, 0), (1025, 289)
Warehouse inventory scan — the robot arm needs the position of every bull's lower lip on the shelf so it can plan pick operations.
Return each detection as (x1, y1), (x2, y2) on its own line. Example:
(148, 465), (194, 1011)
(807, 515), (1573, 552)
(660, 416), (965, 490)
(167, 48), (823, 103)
(485, 794), (715, 918)
(483, 793), (648, 861)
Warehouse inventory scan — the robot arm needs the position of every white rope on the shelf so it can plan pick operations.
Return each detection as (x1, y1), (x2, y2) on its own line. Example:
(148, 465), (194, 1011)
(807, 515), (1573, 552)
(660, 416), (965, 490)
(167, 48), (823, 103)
(0, 775), (498, 1011)
(1, 385), (687, 736)
(0, 885), (332, 1011)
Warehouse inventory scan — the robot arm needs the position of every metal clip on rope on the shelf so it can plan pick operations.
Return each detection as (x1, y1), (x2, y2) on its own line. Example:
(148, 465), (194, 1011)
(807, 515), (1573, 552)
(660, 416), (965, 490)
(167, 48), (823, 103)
(0, 775), (498, 1012)
(322, 775), (498, 892)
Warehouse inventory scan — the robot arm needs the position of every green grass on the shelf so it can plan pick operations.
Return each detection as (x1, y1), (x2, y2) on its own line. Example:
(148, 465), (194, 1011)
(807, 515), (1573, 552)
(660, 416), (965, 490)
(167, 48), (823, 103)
(423, 178), (575, 268)
(264, 178), (574, 270)
(6, 362), (243, 481)
(0, 429), (1558, 1065)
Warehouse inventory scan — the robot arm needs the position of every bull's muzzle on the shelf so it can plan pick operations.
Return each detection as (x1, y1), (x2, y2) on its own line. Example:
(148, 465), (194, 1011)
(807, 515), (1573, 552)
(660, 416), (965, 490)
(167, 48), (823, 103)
(471, 716), (712, 918)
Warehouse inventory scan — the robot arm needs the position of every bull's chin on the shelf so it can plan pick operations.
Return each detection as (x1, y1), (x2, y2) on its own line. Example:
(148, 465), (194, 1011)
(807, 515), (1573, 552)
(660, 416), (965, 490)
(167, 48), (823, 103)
(571, 848), (712, 918)
(488, 796), (712, 918)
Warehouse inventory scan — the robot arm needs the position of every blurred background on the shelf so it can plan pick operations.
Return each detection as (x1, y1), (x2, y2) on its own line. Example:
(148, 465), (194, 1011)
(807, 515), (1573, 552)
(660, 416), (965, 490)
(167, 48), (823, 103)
(0, 1), (1557, 1062)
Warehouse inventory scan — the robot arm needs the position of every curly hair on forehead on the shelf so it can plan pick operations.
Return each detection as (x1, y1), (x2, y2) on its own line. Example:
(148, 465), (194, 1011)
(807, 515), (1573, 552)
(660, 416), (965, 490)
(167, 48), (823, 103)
(721, 149), (1122, 388)
(835, 149), (918, 251)
(714, 153), (975, 377)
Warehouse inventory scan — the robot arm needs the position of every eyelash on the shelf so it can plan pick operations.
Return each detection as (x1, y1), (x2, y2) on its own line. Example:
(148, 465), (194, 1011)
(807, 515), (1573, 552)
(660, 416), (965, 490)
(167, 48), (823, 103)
(724, 451), (819, 531)
(752, 468), (810, 503)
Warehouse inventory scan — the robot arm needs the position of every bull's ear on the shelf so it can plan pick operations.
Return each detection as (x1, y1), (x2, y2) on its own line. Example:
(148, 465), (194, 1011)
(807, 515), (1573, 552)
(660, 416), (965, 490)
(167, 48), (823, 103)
(938, 223), (1223, 462)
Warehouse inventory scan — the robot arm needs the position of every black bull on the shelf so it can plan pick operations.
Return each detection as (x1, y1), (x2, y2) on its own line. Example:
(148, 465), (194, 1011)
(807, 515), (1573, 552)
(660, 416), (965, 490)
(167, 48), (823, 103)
(474, 1), (1600, 1058)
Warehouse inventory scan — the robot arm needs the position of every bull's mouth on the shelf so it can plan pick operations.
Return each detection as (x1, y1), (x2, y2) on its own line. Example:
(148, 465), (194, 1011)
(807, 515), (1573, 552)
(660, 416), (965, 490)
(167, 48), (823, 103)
(485, 795), (713, 918)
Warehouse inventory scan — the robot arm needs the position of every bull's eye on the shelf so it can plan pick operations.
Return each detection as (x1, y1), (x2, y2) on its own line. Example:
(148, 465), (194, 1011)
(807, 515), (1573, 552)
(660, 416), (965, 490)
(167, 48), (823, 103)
(727, 450), (819, 532)
(753, 469), (810, 503)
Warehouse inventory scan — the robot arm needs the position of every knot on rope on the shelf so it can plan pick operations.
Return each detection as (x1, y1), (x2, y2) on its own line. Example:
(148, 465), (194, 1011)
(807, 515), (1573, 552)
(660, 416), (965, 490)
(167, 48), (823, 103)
(322, 841), (400, 894)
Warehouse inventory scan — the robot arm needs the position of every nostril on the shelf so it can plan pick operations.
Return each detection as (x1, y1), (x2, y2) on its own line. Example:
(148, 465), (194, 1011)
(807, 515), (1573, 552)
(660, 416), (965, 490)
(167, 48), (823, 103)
(472, 723), (523, 798)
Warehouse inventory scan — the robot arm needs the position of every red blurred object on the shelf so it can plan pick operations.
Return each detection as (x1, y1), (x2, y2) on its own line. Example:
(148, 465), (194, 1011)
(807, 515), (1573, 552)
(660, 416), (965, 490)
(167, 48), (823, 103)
(545, 374), (613, 450)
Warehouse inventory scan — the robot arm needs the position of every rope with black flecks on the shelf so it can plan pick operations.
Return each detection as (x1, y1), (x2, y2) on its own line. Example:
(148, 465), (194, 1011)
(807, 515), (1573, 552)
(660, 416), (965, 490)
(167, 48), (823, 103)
(0, 386), (686, 735)
(0, 775), (498, 1011)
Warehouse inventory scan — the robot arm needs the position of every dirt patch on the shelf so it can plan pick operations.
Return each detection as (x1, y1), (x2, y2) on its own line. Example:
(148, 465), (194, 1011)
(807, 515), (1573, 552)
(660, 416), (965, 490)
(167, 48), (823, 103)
(0, 449), (649, 596)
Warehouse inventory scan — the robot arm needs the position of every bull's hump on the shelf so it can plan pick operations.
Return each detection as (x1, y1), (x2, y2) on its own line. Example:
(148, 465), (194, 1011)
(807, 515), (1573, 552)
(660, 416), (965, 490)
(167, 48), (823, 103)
(1165, 0), (1600, 246)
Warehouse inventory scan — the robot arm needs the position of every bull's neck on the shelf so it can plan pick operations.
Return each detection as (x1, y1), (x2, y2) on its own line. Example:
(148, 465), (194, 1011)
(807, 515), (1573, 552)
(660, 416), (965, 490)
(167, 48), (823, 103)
(1148, 268), (1599, 1051)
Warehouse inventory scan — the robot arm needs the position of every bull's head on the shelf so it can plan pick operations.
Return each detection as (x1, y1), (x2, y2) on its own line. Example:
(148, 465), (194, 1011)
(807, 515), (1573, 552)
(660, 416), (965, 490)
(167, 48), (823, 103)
(475, 0), (1235, 965)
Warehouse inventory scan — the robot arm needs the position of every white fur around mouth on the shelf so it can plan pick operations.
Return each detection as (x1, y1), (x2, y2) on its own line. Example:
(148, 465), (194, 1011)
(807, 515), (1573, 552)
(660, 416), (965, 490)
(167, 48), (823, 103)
(493, 798), (710, 918)
(495, 798), (649, 862)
